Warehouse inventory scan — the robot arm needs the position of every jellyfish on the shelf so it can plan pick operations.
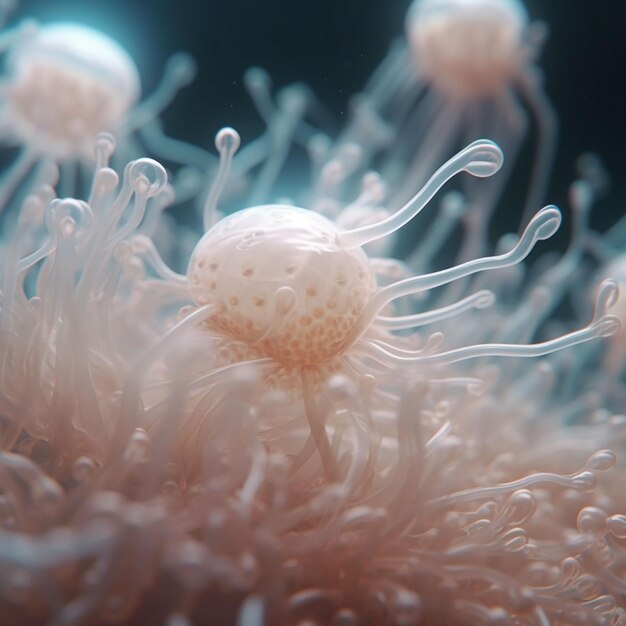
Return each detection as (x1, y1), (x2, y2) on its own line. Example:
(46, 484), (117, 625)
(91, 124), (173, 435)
(0, 20), (203, 217)
(171, 128), (619, 480)
(328, 0), (556, 264)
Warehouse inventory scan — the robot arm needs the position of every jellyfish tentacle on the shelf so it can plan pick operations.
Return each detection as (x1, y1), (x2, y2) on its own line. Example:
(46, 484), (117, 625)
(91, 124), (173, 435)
(203, 127), (241, 231)
(343, 205), (560, 350)
(376, 289), (495, 330)
(338, 140), (504, 249)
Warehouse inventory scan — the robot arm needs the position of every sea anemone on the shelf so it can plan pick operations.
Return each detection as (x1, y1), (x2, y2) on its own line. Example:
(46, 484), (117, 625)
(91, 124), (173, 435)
(0, 1), (625, 626)
(0, 123), (624, 624)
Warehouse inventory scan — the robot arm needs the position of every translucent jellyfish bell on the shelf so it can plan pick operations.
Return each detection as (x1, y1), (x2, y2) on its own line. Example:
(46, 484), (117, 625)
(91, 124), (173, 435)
(406, 0), (529, 100)
(347, 0), (556, 254)
(5, 23), (140, 159)
(0, 19), (203, 216)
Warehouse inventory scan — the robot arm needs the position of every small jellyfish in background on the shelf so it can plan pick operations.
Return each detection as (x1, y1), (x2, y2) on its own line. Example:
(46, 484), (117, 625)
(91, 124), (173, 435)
(0, 19), (203, 215)
(336, 0), (556, 259)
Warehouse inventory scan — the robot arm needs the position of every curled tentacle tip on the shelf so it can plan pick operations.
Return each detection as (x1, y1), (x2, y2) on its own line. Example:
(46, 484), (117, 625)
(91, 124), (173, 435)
(474, 290), (496, 309)
(586, 449), (616, 472)
(278, 83), (310, 115)
(597, 278), (619, 313)
(463, 140), (504, 178)
(215, 127), (241, 156)
(360, 373), (377, 394)
(592, 315), (620, 339)
(167, 52), (197, 86)
(571, 471), (597, 492)
(608, 516), (626, 539)
(95, 131), (116, 154)
(529, 205), (561, 241)
(95, 167), (120, 192)
(128, 158), (168, 197)
(243, 66), (271, 91)
(48, 199), (94, 239)
(425, 332), (444, 353)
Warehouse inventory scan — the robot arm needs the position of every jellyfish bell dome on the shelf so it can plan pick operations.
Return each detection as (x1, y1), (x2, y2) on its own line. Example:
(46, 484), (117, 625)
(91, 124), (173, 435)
(406, 0), (529, 99)
(5, 22), (141, 158)
(188, 205), (376, 368)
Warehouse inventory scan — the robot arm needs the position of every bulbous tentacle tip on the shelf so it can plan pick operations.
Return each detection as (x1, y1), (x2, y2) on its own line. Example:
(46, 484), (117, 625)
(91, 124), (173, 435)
(127, 158), (169, 197)
(46, 199), (94, 240)
(277, 83), (311, 116)
(243, 66), (271, 92)
(94, 132), (116, 159)
(95, 131), (116, 150)
(595, 278), (619, 315)
(585, 449), (617, 472)
(608, 515), (626, 540)
(473, 289), (496, 310)
(166, 52), (197, 87)
(592, 315), (620, 339)
(528, 205), (562, 241)
(462, 140), (504, 178)
(215, 127), (241, 157)
(572, 471), (598, 492)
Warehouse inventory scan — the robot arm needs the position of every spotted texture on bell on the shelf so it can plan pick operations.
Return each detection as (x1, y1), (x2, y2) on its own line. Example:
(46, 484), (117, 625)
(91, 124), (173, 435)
(188, 205), (376, 367)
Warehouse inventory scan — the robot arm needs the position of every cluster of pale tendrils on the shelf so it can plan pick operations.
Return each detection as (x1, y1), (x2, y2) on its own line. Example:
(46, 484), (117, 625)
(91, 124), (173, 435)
(0, 0), (626, 624)
(0, 124), (624, 625)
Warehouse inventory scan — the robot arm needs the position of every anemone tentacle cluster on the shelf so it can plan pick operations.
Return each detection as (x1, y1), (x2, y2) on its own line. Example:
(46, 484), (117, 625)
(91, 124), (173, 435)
(0, 1), (625, 625)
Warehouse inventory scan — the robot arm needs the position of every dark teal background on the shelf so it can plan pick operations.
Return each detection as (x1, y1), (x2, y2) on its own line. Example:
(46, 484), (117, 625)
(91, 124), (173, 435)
(14, 0), (626, 236)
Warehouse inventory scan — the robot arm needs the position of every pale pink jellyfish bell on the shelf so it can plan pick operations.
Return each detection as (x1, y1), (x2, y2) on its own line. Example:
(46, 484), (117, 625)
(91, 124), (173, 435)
(4, 22), (140, 160)
(406, 0), (530, 100)
(367, 0), (555, 233)
(0, 21), (197, 211)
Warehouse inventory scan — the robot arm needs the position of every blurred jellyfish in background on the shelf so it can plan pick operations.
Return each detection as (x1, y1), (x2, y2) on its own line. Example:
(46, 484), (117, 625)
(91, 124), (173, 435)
(0, 16), (205, 219)
(0, 0), (626, 625)
(300, 0), (554, 269)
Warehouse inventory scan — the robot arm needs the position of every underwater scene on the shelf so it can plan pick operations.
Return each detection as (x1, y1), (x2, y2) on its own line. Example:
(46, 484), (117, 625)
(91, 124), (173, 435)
(1, 0), (626, 624)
